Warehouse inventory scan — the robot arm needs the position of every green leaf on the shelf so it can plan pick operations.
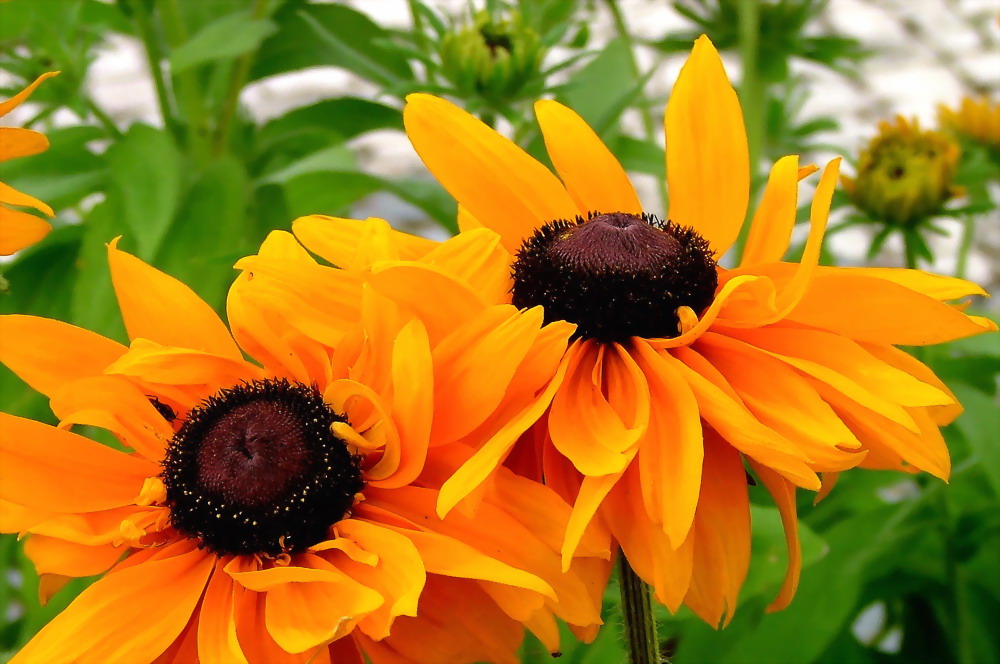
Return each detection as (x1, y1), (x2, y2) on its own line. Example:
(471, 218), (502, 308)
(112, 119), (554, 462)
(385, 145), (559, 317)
(557, 38), (649, 137)
(168, 11), (276, 74)
(672, 505), (902, 664)
(257, 145), (357, 186)
(154, 155), (250, 312)
(739, 505), (828, 605)
(0, 125), (105, 210)
(105, 124), (183, 260)
(70, 200), (126, 342)
(254, 97), (403, 157)
(282, 171), (456, 232)
(250, 3), (412, 85)
(951, 385), (1000, 496)
(614, 135), (666, 179)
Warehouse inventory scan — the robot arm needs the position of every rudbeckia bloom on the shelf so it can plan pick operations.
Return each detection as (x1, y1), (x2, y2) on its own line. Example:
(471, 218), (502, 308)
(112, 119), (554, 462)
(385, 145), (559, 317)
(0, 72), (58, 255)
(0, 234), (605, 663)
(842, 116), (962, 229)
(284, 35), (996, 627)
(938, 95), (1000, 148)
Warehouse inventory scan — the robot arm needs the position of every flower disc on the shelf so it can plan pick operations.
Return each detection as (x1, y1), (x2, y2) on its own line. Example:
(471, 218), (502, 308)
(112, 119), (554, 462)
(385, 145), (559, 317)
(511, 212), (718, 342)
(162, 378), (363, 556)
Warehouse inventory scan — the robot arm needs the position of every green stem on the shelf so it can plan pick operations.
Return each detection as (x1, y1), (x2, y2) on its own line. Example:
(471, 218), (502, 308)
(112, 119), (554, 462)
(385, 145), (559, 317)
(603, 0), (666, 211)
(938, 492), (973, 664)
(407, 0), (432, 56)
(214, 0), (269, 156)
(130, 0), (180, 141)
(85, 98), (124, 139)
(159, 0), (210, 163)
(23, 104), (57, 130)
(955, 215), (975, 279)
(619, 556), (660, 664)
(732, 0), (764, 263)
(903, 231), (920, 269)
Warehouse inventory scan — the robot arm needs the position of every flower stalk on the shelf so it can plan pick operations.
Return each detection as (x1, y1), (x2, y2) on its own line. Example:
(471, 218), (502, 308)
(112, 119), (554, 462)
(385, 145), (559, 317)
(620, 555), (660, 664)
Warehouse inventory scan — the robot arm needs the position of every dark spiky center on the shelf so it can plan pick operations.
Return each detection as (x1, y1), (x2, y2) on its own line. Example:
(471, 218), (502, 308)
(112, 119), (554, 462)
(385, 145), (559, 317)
(162, 379), (363, 556)
(511, 212), (718, 342)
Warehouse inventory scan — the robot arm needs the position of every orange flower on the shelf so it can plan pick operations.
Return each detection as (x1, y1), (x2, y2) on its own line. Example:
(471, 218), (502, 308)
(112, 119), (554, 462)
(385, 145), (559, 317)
(0, 72), (58, 255)
(0, 233), (606, 663)
(284, 35), (996, 626)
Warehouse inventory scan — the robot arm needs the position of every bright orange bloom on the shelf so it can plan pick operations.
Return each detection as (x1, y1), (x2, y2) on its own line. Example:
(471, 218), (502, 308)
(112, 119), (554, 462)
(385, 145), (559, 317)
(282, 36), (996, 626)
(0, 234), (606, 663)
(0, 72), (58, 255)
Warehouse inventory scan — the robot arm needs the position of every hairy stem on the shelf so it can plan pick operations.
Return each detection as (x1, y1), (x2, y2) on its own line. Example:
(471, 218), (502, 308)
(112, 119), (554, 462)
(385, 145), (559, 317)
(619, 555), (660, 664)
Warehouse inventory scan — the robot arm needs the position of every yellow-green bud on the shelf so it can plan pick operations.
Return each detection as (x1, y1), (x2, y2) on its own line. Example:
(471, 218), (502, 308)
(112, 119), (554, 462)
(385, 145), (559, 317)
(439, 11), (545, 103)
(843, 116), (961, 227)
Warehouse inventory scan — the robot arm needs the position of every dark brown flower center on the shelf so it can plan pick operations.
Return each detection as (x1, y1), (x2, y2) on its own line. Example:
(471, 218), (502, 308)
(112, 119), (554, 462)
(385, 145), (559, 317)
(162, 379), (363, 556)
(510, 212), (718, 342)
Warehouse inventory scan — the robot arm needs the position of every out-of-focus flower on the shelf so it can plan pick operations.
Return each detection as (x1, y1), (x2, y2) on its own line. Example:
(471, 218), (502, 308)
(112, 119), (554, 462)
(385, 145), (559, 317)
(0, 236), (606, 663)
(282, 35), (996, 627)
(0, 71), (59, 255)
(843, 116), (961, 228)
(439, 10), (544, 104)
(938, 96), (1000, 149)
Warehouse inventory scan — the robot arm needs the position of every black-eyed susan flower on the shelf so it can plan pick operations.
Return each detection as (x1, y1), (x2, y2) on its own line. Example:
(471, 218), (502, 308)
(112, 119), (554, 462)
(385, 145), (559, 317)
(842, 116), (962, 229)
(283, 35), (996, 627)
(0, 234), (606, 663)
(938, 95), (1000, 149)
(0, 71), (58, 255)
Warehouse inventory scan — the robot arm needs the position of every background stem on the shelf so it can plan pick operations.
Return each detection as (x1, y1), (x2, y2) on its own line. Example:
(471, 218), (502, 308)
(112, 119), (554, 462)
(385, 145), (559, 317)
(603, 0), (667, 212)
(159, 0), (210, 164)
(130, 0), (180, 141)
(214, 0), (269, 156)
(732, 0), (764, 262)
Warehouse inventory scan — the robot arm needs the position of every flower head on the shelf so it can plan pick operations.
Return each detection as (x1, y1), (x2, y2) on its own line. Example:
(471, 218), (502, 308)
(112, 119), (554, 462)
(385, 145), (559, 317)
(938, 95), (1000, 148)
(0, 235), (606, 662)
(843, 116), (961, 227)
(439, 10), (544, 103)
(0, 72), (59, 255)
(285, 35), (996, 626)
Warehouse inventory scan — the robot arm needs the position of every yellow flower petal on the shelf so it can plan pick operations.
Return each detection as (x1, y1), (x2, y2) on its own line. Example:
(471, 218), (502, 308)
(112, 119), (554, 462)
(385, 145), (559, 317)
(0, 205), (51, 255)
(0, 315), (126, 397)
(535, 99), (643, 216)
(0, 72), (59, 118)
(12, 543), (213, 664)
(740, 155), (801, 266)
(108, 238), (242, 359)
(292, 215), (436, 270)
(404, 93), (577, 251)
(0, 181), (54, 216)
(665, 35), (749, 257)
(0, 414), (157, 514)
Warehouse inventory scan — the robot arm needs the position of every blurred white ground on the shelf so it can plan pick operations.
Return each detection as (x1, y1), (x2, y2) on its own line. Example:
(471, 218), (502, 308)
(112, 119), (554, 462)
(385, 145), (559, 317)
(12, 0), (1000, 292)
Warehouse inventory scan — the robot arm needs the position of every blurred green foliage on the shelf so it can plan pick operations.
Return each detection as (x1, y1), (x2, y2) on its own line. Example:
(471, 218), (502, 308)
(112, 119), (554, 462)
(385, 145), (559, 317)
(1, 1), (998, 663)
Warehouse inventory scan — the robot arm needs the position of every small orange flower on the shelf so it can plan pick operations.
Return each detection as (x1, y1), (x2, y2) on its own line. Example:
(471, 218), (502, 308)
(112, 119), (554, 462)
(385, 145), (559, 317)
(0, 234), (606, 663)
(0, 72), (59, 255)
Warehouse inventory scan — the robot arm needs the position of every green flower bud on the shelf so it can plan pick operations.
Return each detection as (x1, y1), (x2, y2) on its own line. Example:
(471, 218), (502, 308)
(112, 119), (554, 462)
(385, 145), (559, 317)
(439, 11), (545, 103)
(843, 116), (961, 227)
